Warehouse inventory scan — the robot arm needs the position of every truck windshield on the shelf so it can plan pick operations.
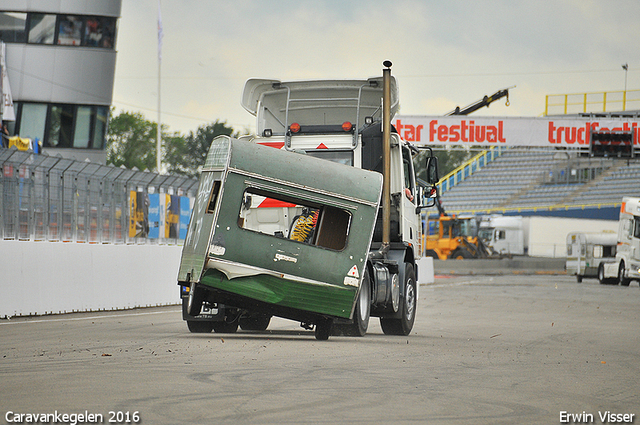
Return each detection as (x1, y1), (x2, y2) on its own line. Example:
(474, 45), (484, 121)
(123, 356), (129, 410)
(478, 228), (493, 241)
(306, 150), (353, 166)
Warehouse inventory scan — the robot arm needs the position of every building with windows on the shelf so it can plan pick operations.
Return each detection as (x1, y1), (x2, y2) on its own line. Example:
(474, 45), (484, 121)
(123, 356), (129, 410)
(0, 0), (121, 163)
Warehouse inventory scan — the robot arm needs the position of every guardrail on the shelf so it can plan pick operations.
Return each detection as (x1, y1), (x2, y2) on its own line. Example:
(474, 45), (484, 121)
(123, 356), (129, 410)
(0, 148), (198, 244)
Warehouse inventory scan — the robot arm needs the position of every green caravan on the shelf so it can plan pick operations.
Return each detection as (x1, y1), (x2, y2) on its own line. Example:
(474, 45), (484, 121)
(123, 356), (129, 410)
(178, 136), (383, 340)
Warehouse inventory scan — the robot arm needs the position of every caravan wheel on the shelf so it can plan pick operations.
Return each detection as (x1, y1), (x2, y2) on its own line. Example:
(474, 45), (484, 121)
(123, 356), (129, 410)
(333, 268), (371, 337)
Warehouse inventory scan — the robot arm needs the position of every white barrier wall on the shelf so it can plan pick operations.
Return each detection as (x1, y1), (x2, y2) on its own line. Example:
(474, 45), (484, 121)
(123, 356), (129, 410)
(0, 241), (183, 318)
(527, 217), (618, 258)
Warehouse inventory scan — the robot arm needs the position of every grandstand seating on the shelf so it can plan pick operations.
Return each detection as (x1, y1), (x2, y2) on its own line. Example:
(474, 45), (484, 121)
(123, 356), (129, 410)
(439, 147), (640, 213)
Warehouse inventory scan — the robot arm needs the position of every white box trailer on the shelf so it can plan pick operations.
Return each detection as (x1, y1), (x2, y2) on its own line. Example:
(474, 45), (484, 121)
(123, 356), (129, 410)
(598, 197), (640, 285)
(565, 231), (617, 282)
(479, 215), (527, 256)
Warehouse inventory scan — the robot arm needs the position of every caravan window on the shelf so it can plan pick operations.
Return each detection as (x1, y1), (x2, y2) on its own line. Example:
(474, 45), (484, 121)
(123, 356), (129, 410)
(593, 245), (603, 258)
(238, 189), (351, 251)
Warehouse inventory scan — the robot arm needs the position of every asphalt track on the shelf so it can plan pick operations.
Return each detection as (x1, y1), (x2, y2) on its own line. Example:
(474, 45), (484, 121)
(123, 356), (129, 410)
(1, 274), (639, 425)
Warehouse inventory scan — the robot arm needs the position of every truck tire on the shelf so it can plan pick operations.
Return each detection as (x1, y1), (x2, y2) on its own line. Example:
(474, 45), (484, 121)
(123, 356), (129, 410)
(212, 320), (239, 333)
(187, 321), (214, 333)
(598, 263), (617, 285)
(618, 261), (631, 286)
(333, 268), (371, 337)
(380, 263), (416, 336)
(239, 314), (272, 331)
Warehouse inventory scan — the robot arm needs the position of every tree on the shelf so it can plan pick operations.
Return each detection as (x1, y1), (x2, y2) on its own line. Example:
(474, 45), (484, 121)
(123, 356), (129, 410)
(413, 148), (476, 183)
(106, 109), (158, 171)
(106, 111), (239, 176)
(164, 120), (238, 178)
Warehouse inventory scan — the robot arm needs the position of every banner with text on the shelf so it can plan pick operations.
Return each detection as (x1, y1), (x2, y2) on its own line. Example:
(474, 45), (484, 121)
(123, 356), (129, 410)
(394, 115), (640, 147)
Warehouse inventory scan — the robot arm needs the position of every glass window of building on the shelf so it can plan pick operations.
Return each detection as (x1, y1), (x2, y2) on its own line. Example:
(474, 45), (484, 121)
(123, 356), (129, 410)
(48, 104), (74, 147)
(84, 16), (116, 48)
(73, 106), (92, 148)
(93, 106), (109, 149)
(28, 13), (56, 44)
(14, 103), (110, 150)
(18, 103), (48, 141)
(57, 15), (82, 46)
(0, 12), (27, 42)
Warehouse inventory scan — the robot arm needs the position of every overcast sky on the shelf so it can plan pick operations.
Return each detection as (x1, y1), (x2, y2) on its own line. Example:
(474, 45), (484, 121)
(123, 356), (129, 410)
(112, 0), (640, 136)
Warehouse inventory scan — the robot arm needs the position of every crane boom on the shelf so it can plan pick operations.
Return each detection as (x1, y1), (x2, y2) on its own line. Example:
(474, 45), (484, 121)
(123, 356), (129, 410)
(446, 86), (514, 116)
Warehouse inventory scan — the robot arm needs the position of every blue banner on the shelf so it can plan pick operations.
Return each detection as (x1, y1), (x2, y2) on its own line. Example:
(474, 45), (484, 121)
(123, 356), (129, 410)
(179, 196), (191, 240)
(148, 193), (160, 239)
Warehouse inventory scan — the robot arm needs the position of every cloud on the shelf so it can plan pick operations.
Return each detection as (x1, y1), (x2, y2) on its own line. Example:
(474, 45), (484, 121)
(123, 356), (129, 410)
(113, 0), (640, 135)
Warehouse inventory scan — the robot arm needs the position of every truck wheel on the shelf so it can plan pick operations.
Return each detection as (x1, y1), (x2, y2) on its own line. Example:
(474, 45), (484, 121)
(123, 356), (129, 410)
(315, 318), (333, 341)
(187, 321), (214, 333)
(618, 262), (631, 286)
(333, 268), (371, 337)
(239, 314), (272, 331)
(598, 263), (617, 285)
(212, 320), (239, 333)
(380, 263), (416, 336)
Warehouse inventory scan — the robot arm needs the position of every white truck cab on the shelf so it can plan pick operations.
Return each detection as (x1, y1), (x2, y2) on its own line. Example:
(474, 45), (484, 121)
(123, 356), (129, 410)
(479, 215), (526, 256)
(240, 76), (424, 260)
(598, 197), (640, 285)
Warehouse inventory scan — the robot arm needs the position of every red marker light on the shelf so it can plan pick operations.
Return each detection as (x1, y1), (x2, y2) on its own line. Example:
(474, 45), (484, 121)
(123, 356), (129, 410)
(342, 121), (353, 132)
(290, 123), (301, 133)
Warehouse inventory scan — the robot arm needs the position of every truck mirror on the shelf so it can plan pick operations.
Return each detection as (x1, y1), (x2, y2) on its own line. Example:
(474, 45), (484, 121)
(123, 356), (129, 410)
(416, 185), (438, 212)
(425, 156), (439, 185)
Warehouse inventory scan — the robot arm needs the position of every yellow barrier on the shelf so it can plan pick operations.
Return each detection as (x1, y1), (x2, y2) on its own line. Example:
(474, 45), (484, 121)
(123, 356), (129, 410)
(544, 89), (640, 116)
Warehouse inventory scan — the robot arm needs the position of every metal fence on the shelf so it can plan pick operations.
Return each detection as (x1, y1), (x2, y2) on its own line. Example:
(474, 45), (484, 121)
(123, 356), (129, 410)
(0, 148), (199, 244)
(545, 89), (640, 116)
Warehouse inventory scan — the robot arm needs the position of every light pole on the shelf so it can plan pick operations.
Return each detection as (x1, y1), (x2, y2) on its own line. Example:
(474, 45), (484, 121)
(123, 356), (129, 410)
(622, 63), (628, 111)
